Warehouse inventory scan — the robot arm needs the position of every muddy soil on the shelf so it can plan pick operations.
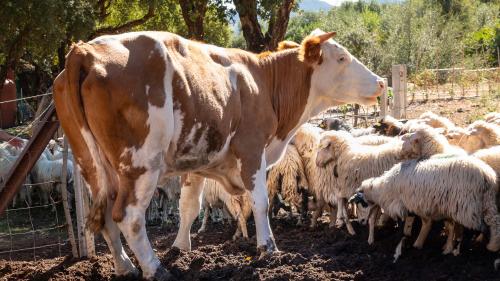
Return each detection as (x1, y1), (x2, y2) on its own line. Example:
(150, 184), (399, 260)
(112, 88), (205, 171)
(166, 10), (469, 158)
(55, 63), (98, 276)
(0, 216), (498, 281)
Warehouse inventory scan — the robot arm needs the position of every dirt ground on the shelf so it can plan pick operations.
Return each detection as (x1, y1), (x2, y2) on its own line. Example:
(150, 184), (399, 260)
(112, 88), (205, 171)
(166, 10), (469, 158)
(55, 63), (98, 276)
(0, 215), (499, 281)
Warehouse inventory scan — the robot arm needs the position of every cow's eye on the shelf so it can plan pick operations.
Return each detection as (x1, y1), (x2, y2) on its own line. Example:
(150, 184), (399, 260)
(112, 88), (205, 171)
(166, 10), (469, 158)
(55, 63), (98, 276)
(338, 56), (346, 63)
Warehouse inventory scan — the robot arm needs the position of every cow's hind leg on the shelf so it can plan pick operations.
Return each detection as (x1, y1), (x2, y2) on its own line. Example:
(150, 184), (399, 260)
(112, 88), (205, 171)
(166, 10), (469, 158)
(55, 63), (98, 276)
(173, 174), (205, 251)
(102, 200), (138, 276)
(116, 170), (170, 280)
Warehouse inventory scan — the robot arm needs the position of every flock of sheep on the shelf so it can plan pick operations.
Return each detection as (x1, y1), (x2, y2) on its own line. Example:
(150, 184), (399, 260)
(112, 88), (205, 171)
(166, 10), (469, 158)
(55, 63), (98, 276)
(0, 137), (73, 208)
(1, 111), (500, 269)
(152, 111), (500, 269)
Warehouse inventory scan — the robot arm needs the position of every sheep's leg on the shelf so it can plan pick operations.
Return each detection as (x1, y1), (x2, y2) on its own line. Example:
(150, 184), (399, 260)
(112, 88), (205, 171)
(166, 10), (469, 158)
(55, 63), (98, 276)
(173, 174), (205, 251)
(310, 201), (324, 228)
(413, 217), (432, 249)
(297, 191), (309, 226)
(101, 199), (138, 277)
(335, 198), (345, 228)
(198, 206), (210, 234)
(234, 211), (249, 241)
(442, 220), (456, 255)
(403, 216), (415, 237)
(368, 207), (381, 245)
(452, 224), (464, 256)
(393, 218), (409, 263)
(343, 202), (356, 235)
(222, 206), (232, 225)
(328, 206), (337, 228)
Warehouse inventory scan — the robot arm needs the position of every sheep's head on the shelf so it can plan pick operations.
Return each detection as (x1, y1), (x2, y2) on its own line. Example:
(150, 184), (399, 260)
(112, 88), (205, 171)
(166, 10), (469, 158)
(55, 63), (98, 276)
(469, 121), (500, 148)
(402, 126), (448, 159)
(445, 127), (467, 146)
(319, 117), (352, 132)
(315, 130), (352, 167)
(373, 115), (404, 136)
(349, 178), (378, 218)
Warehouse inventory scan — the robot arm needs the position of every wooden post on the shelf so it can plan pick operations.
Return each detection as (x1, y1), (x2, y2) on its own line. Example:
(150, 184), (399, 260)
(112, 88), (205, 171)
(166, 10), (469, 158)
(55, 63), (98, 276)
(380, 78), (388, 117)
(60, 136), (79, 257)
(392, 65), (407, 119)
(74, 165), (95, 257)
(353, 104), (360, 127)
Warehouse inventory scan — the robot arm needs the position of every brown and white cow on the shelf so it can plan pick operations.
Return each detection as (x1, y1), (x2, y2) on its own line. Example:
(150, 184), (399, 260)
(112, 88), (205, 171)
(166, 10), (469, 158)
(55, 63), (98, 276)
(53, 29), (384, 280)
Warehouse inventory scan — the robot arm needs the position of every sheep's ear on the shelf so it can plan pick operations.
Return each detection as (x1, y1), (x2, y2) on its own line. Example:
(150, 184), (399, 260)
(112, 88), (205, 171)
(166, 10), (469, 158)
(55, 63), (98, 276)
(299, 31), (336, 65)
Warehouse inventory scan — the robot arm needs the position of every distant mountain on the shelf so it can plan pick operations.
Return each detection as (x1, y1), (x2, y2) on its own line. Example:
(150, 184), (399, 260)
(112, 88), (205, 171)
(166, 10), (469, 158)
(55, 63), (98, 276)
(298, 0), (334, 11)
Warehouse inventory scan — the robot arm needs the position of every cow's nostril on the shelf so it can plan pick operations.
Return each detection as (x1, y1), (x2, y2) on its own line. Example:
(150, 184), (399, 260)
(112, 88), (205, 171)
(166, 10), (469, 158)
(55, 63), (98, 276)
(377, 80), (385, 89)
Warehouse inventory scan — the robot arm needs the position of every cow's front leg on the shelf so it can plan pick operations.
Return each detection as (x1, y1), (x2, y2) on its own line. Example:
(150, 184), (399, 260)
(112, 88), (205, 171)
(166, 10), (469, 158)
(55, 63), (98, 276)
(173, 174), (205, 251)
(249, 153), (278, 255)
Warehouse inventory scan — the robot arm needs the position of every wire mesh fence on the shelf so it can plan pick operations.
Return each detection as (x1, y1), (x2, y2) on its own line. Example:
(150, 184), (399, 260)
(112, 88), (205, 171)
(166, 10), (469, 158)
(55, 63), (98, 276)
(408, 67), (500, 103)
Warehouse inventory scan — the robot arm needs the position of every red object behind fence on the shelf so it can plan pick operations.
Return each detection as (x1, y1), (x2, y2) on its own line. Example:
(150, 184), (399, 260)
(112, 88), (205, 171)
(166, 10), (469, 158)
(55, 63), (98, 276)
(0, 69), (17, 128)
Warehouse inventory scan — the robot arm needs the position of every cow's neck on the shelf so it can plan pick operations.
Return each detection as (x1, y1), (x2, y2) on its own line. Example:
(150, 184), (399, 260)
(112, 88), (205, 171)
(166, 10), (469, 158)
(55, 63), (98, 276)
(258, 50), (316, 140)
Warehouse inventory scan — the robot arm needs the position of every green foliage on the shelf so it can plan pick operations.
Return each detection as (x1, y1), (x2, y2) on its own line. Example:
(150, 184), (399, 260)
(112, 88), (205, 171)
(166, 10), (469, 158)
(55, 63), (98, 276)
(286, 0), (499, 78)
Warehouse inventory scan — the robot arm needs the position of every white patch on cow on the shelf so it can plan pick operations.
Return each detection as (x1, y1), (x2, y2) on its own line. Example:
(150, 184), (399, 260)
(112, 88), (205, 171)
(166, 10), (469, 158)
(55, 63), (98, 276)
(177, 37), (189, 56)
(145, 85), (150, 96)
(120, 40), (175, 171)
(251, 152), (276, 250)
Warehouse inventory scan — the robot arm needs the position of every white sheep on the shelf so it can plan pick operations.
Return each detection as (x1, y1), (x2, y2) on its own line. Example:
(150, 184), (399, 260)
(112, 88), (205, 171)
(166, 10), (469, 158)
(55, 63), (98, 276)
(293, 124), (338, 229)
(316, 129), (405, 235)
(156, 176), (182, 224)
(418, 111), (456, 132)
(266, 143), (309, 224)
(198, 178), (252, 240)
(484, 112), (500, 125)
(31, 153), (74, 207)
(353, 156), (500, 262)
(446, 121), (500, 153)
(355, 134), (395, 146)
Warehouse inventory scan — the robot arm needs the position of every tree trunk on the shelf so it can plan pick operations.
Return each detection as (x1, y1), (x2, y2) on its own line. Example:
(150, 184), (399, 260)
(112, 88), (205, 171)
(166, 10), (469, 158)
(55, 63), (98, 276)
(266, 0), (295, 51)
(178, 0), (208, 41)
(233, 0), (295, 53)
(233, 0), (266, 52)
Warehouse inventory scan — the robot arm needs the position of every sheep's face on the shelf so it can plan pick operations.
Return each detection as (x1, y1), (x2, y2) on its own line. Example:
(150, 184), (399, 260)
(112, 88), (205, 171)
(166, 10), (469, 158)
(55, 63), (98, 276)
(373, 116), (404, 136)
(316, 138), (335, 167)
(401, 132), (421, 159)
(316, 131), (350, 167)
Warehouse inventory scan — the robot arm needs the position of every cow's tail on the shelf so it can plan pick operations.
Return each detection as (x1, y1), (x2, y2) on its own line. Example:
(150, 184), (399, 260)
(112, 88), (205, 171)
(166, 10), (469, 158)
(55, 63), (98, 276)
(54, 42), (108, 233)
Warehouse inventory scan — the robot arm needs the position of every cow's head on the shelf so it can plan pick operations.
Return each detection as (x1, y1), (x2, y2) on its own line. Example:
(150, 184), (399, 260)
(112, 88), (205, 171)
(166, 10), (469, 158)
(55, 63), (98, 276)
(299, 29), (384, 106)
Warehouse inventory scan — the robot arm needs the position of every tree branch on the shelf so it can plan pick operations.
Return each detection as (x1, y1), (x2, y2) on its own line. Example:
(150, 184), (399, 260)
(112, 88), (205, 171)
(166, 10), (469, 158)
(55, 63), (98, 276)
(91, 1), (156, 38)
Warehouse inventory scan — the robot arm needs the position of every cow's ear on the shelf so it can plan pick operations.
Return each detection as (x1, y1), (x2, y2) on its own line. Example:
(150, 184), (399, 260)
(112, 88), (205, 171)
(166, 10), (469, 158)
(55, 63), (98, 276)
(299, 32), (336, 65)
(277, 40), (300, 51)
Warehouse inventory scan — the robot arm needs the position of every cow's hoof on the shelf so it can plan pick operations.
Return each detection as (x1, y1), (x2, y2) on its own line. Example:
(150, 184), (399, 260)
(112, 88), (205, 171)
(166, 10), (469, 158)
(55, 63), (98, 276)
(117, 267), (140, 278)
(257, 238), (279, 259)
(153, 266), (174, 281)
